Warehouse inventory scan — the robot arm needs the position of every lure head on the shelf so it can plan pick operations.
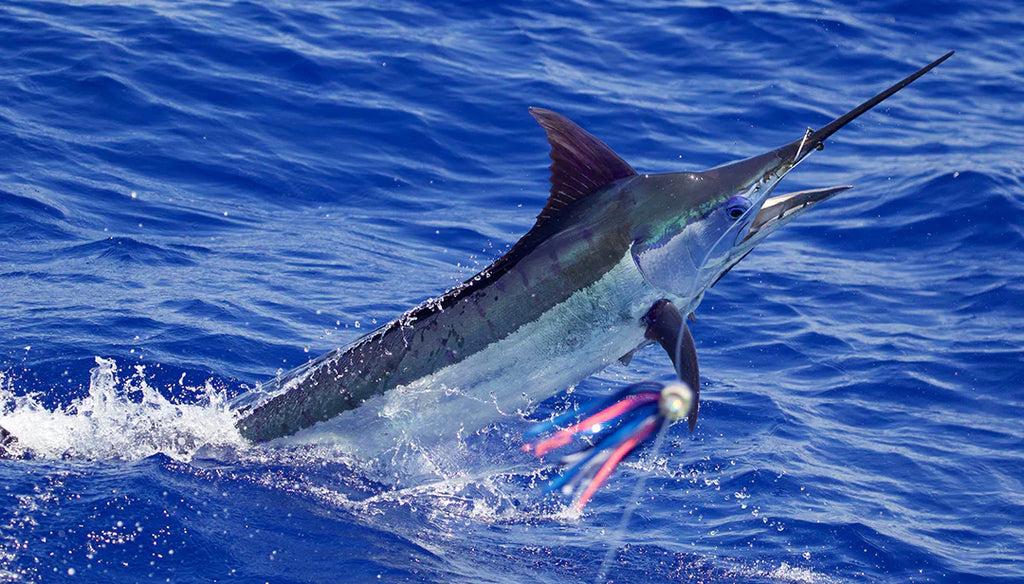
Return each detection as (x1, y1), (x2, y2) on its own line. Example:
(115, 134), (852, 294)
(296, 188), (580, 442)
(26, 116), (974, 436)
(658, 382), (695, 421)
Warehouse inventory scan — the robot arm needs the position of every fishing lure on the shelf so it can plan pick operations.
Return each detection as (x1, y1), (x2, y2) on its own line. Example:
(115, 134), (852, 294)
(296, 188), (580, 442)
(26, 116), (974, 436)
(523, 380), (694, 510)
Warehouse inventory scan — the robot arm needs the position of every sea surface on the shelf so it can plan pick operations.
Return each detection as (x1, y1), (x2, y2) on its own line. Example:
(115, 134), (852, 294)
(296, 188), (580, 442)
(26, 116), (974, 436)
(1, 1), (1021, 583)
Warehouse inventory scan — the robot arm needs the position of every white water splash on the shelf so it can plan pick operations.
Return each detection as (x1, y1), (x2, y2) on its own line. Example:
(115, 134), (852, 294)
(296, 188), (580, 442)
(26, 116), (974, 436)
(0, 357), (245, 461)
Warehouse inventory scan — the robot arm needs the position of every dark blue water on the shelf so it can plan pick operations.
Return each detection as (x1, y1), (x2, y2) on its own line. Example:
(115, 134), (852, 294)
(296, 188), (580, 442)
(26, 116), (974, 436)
(1, 1), (1021, 583)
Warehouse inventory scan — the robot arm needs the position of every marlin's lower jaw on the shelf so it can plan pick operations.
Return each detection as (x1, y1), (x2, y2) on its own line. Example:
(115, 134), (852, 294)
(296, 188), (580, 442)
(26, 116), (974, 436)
(742, 185), (852, 246)
(699, 185), (850, 285)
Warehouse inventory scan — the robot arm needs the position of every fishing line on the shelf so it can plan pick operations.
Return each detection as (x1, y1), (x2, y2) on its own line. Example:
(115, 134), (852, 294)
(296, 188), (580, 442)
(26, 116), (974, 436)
(592, 419), (672, 584)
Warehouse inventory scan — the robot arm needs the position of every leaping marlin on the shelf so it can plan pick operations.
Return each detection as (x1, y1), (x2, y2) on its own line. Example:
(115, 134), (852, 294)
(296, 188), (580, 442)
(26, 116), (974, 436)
(0, 53), (952, 463)
(229, 53), (952, 458)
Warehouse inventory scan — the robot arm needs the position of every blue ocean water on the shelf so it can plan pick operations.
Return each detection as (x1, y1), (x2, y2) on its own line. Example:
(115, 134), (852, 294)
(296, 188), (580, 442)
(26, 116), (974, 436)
(1, 0), (1021, 582)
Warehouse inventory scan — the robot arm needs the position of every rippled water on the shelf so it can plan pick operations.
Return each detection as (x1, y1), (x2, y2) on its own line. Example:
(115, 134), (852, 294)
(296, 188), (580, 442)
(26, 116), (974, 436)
(1, 1), (1022, 583)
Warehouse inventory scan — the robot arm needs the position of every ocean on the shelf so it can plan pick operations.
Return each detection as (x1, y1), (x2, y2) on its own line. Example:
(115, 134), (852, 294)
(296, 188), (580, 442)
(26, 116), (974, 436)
(1, 1), (1021, 583)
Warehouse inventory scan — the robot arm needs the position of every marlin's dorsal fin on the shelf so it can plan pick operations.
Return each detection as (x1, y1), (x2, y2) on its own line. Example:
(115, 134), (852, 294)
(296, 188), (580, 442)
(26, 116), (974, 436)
(398, 109), (638, 315)
(529, 107), (637, 221)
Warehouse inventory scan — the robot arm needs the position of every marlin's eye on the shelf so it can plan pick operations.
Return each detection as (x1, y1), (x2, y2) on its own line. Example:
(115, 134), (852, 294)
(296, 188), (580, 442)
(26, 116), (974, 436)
(725, 196), (751, 221)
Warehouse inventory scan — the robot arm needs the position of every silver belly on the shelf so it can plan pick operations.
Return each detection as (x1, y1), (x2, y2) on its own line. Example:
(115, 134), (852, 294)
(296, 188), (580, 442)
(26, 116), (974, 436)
(278, 252), (664, 478)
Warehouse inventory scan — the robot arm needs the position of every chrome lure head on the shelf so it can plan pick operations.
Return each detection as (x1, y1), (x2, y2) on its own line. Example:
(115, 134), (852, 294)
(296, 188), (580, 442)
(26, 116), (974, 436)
(630, 52), (953, 304)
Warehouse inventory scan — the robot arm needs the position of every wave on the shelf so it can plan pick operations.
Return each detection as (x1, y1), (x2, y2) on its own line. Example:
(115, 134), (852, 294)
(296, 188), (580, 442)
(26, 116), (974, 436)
(0, 357), (242, 461)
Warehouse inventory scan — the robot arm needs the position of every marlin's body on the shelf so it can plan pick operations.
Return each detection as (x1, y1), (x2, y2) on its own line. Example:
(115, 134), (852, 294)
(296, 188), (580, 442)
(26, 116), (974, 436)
(226, 53), (953, 460)
(233, 180), (666, 445)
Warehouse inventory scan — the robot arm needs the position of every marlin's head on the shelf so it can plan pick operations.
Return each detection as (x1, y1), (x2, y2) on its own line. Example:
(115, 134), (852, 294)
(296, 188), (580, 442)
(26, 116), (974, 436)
(628, 136), (849, 304)
(627, 51), (953, 306)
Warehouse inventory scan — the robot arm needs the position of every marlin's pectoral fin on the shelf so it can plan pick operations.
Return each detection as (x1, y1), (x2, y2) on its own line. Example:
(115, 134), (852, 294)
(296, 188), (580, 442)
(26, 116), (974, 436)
(643, 299), (700, 431)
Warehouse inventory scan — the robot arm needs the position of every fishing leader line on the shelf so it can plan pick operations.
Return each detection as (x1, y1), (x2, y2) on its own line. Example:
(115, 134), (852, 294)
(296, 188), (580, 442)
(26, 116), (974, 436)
(592, 419), (672, 584)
